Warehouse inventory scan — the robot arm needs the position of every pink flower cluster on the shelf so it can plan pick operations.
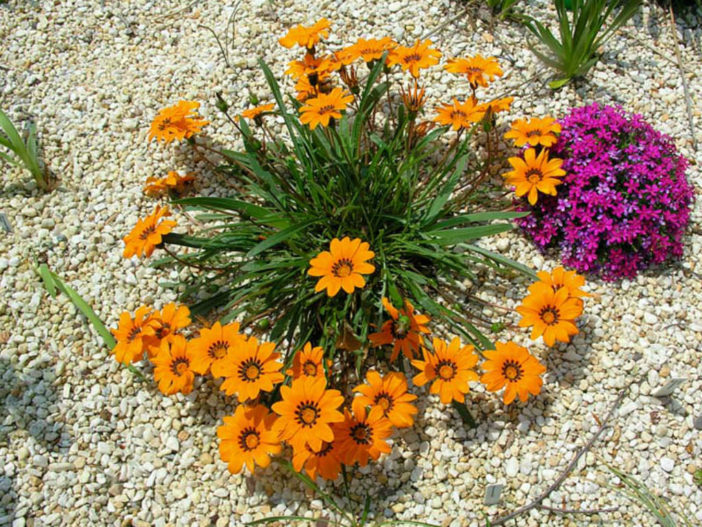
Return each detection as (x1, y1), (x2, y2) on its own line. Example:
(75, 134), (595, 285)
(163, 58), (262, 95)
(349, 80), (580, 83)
(517, 103), (695, 281)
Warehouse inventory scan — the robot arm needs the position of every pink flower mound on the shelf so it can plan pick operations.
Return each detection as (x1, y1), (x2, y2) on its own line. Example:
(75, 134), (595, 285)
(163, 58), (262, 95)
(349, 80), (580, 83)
(517, 103), (695, 281)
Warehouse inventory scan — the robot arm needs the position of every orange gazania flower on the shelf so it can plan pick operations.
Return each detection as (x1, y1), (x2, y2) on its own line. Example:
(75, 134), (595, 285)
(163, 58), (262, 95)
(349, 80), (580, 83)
(123, 205), (176, 259)
(295, 75), (318, 102)
(220, 337), (284, 401)
(516, 282), (583, 346)
(111, 305), (158, 364)
(387, 39), (441, 78)
(272, 376), (344, 452)
(239, 103), (276, 123)
(433, 98), (485, 131)
(345, 37), (396, 63)
(503, 148), (565, 206)
(285, 54), (334, 83)
(218, 404), (281, 475)
(152, 335), (196, 396)
(531, 267), (589, 299)
(480, 341), (546, 404)
(478, 97), (514, 116)
(411, 337), (479, 404)
(291, 440), (343, 481)
(286, 342), (327, 379)
(148, 100), (209, 144)
(189, 321), (244, 377)
(354, 371), (418, 428)
(333, 397), (393, 467)
(504, 116), (561, 148)
(279, 19), (331, 50)
(445, 55), (503, 88)
(146, 302), (191, 358)
(308, 237), (375, 297)
(143, 171), (195, 197)
(299, 87), (354, 130)
(368, 297), (430, 361)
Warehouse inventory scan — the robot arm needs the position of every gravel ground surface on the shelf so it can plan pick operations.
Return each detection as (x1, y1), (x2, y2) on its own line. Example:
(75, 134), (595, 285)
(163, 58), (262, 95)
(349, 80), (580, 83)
(1, 0), (701, 526)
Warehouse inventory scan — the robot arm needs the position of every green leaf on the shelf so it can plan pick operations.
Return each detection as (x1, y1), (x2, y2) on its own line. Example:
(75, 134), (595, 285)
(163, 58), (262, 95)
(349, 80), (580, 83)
(173, 197), (289, 228)
(548, 77), (571, 89)
(428, 223), (514, 245)
(246, 219), (319, 257)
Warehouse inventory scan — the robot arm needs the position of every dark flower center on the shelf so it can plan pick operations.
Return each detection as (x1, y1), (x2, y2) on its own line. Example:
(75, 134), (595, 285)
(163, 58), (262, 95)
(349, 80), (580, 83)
(318, 104), (336, 115)
(539, 306), (559, 325)
(502, 360), (524, 382)
(350, 423), (373, 445)
(302, 360), (318, 376)
(208, 340), (229, 360)
(331, 258), (354, 278)
(525, 168), (543, 184)
(373, 392), (394, 413)
(239, 358), (263, 382)
(138, 224), (157, 240)
(436, 359), (457, 381)
(127, 326), (142, 341)
(296, 402), (320, 427)
(526, 129), (543, 137)
(158, 118), (172, 131)
(450, 110), (466, 122)
(403, 53), (422, 64)
(155, 322), (171, 339)
(239, 428), (261, 451)
(170, 357), (190, 376)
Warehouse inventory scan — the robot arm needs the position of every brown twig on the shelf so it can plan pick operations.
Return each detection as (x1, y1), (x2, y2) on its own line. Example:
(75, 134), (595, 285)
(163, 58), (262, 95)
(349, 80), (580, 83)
(539, 505), (620, 515)
(488, 379), (636, 526)
(667, 3), (698, 151)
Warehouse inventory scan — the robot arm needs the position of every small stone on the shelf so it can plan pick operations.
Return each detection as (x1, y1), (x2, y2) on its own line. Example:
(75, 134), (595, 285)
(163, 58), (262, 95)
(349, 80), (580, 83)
(660, 457), (675, 473)
(166, 436), (179, 452)
(505, 458), (519, 477)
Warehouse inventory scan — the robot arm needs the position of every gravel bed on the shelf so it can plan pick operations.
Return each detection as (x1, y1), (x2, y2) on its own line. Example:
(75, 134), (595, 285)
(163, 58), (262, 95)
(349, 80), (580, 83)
(1, 0), (701, 526)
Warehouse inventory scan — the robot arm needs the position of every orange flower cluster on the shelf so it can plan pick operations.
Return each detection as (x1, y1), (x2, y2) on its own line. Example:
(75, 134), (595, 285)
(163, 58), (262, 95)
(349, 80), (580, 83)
(503, 116), (565, 205)
(123, 205), (176, 259)
(148, 100), (209, 144)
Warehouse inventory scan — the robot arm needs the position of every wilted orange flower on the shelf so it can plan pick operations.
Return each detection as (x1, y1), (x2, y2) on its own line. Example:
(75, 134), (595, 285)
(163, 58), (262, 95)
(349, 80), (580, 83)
(146, 302), (191, 357)
(143, 171), (195, 197)
(279, 19), (331, 50)
(218, 404), (281, 475)
(478, 97), (513, 115)
(345, 37), (396, 63)
(388, 39), (441, 78)
(480, 341), (546, 404)
(148, 100), (209, 144)
(503, 148), (565, 205)
(272, 376), (344, 452)
(368, 297), (430, 361)
(504, 116), (562, 147)
(333, 397), (393, 467)
(291, 440), (343, 481)
(239, 103), (276, 123)
(354, 371), (417, 428)
(286, 342), (327, 379)
(445, 55), (503, 88)
(220, 337), (284, 401)
(411, 337), (479, 404)
(111, 305), (158, 364)
(299, 87), (354, 129)
(123, 205), (176, 259)
(433, 98), (485, 131)
(308, 236), (375, 296)
(517, 282), (583, 346)
(189, 321), (244, 377)
(532, 267), (589, 298)
(152, 335), (196, 395)
(400, 82), (426, 113)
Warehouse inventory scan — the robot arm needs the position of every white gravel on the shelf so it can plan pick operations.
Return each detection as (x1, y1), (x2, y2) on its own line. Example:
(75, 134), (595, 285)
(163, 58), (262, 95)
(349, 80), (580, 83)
(1, 0), (701, 526)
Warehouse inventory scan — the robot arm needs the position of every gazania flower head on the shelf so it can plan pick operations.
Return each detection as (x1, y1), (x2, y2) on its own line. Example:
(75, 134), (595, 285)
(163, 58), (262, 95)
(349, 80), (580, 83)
(295, 76), (318, 102)
(285, 54), (334, 84)
(279, 18), (331, 50)
(387, 39), (441, 78)
(218, 404), (281, 475)
(299, 87), (354, 130)
(111, 305), (158, 364)
(291, 440), (342, 481)
(345, 37), (396, 63)
(354, 371), (417, 428)
(146, 302), (191, 357)
(239, 103), (276, 125)
(143, 171), (195, 197)
(532, 267), (589, 299)
(152, 335), (196, 395)
(189, 321), (244, 377)
(411, 337), (479, 404)
(503, 148), (566, 206)
(272, 376), (344, 453)
(517, 282), (583, 346)
(220, 337), (284, 401)
(333, 397), (393, 467)
(148, 100), (209, 144)
(504, 116), (562, 148)
(123, 205), (176, 259)
(286, 342), (327, 379)
(445, 55), (503, 88)
(516, 282), (583, 346)
(308, 236), (375, 297)
(480, 341), (546, 404)
(433, 98), (485, 131)
(478, 96), (514, 116)
(368, 297), (430, 361)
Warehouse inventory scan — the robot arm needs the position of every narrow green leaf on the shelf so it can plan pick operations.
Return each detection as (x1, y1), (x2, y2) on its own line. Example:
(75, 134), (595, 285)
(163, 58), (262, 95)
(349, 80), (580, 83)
(429, 223), (514, 245)
(246, 219), (318, 257)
